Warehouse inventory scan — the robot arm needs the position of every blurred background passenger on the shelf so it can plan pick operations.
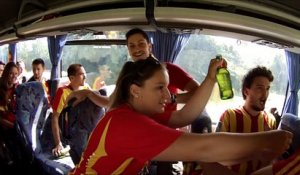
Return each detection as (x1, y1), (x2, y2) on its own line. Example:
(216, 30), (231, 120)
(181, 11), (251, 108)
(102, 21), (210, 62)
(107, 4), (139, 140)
(0, 62), (19, 165)
(16, 60), (27, 84)
(0, 62), (19, 128)
(27, 58), (50, 102)
(0, 61), (5, 77)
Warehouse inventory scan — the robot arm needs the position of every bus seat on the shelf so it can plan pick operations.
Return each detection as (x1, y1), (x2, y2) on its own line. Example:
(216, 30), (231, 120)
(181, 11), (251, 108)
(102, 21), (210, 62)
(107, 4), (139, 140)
(191, 109), (212, 133)
(15, 81), (74, 175)
(278, 113), (300, 156)
(61, 89), (106, 165)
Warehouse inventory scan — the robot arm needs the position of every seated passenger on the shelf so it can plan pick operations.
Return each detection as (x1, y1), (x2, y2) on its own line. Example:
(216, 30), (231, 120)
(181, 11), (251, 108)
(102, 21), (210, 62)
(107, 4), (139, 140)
(215, 66), (277, 175)
(69, 58), (292, 175)
(92, 65), (111, 90)
(0, 62), (19, 165)
(27, 58), (50, 102)
(0, 62), (19, 128)
(0, 60), (5, 77)
(51, 64), (89, 157)
(16, 60), (27, 84)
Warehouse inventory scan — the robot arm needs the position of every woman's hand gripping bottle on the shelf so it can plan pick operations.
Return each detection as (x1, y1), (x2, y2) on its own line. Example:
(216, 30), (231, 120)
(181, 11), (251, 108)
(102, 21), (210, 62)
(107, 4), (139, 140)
(216, 55), (234, 100)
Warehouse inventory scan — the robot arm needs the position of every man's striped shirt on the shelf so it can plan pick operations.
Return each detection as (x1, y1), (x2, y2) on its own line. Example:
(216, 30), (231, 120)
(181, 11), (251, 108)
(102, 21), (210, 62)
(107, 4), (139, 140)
(216, 107), (277, 175)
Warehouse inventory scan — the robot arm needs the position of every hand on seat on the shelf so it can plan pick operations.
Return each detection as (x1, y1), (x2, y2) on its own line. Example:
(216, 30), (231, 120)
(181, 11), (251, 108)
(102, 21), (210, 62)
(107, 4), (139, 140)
(52, 142), (64, 157)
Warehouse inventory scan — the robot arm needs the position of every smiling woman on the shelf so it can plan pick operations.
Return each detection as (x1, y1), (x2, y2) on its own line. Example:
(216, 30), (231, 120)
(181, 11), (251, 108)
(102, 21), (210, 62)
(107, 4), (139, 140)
(0, 1), (299, 174)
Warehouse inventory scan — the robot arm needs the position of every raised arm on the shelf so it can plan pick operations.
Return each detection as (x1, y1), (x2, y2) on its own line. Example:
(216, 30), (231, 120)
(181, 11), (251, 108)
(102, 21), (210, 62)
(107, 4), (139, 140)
(176, 79), (199, 103)
(168, 58), (221, 128)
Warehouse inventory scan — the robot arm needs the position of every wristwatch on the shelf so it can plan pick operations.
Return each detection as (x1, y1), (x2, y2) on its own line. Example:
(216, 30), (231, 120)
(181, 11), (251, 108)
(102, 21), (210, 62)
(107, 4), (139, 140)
(171, 94), (177, 104)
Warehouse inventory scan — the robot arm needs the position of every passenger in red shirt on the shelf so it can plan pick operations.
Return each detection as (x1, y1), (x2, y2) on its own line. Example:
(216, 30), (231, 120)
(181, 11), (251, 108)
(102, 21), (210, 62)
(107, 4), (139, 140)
(51, 64), (89, 157)
(0, 62), (19, 129)
(126, 28), (199, 126)
(69, 58), (292, 175)
(69, 28), (203, 127)
(0, 62), (19, 165)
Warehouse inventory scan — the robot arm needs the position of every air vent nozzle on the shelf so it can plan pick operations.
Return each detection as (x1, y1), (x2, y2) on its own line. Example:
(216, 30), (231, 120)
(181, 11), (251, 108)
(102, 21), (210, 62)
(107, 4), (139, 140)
(252, 39), (293, 49)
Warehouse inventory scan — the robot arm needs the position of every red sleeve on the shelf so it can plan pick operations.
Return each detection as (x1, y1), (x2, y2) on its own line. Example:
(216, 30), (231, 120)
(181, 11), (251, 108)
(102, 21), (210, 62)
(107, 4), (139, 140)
(108, 107), (182, 162)
(151, 107), (174, 125)
(52, 87), (64, 112)
(166, 62), (193, 93)
(273, 148), (300, 174)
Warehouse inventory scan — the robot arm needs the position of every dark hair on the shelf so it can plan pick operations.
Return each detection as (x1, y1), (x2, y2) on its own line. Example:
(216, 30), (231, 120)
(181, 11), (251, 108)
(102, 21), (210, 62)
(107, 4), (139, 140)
(0, 62), (18, 87)
(0, 61), (5, 66)
(0, 62), (18, 104)
(110, 58), (165, 108)
(67, 64), (82, 77)
(32, 58), (45, 67)
(242, 66), (274, 99)
(126, 28), (150, 44)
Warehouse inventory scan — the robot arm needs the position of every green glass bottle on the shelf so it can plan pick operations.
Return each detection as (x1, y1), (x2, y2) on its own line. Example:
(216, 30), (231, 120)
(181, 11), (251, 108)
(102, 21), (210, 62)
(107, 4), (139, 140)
(216, 55), (234, 100)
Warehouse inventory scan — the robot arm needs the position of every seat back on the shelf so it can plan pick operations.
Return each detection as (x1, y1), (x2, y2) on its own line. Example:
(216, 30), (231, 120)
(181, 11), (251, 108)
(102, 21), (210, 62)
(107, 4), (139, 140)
(191, 109), (212, 133)
(15, 81), (49, 155)
(278, 113), (300, 156)
(60, 90), (106, 164)
(15, 81), (74, 175)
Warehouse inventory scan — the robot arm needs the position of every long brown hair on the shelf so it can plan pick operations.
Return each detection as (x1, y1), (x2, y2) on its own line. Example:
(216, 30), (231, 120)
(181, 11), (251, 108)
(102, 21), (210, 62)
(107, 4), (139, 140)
(110, 58), (165, 108)
(0, 62), (18, 88)
(0, 62), (18, 105)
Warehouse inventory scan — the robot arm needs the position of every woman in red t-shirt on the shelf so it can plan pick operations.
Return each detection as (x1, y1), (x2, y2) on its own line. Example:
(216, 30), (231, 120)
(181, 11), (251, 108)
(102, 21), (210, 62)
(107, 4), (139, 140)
(69, 58), (292, 175)
(0, 62), (19, 129)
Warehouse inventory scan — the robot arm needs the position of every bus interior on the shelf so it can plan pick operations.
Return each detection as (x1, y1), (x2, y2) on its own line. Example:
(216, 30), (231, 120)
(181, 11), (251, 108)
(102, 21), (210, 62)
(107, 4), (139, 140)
(0, 0), (300, 174)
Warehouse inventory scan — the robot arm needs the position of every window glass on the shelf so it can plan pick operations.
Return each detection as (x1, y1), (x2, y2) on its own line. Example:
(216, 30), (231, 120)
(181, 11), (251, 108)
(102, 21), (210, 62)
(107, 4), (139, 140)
(61, 32), (128, 89)
(175, 34), (287, 125)
(0, 44), (8, 63)
(16, 37), (50, 80)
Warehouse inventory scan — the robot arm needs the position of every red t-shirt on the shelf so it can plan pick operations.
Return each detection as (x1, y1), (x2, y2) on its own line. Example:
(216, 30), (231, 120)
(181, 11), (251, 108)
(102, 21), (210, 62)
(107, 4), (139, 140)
(0, 84), (17, 124)
(152, 62), (193, 124)
(52, 85), (89, 114)
(52, 85), (73, 114)
(70, 104), (183, 175)
(273, 148), (300, 175)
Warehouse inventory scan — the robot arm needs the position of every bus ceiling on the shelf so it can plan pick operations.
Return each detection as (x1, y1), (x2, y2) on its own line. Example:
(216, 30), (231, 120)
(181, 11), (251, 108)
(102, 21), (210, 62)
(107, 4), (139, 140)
(0, 0), (300, 52)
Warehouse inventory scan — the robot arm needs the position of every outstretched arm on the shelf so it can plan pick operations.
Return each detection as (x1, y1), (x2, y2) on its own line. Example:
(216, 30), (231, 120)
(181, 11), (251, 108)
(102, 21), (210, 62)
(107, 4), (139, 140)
(154, 130), (292, 164)
(66, 89), (110, 108)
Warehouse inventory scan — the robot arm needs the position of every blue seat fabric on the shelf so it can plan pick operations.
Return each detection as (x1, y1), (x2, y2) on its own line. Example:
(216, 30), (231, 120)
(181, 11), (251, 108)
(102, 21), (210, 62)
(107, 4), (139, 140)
(15, 81), (74, 175)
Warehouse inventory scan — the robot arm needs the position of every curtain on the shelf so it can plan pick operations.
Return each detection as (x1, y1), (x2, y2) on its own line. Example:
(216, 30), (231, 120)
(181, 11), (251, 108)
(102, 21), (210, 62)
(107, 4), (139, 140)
(47, 35), (67, 80)
(283, 50), (300, 115)
(147, 31), (190, 63)
(8, 43), (16, 62)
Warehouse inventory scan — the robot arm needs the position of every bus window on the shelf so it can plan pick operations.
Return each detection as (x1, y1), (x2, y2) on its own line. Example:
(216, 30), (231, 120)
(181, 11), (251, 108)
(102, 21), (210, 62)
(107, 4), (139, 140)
(0, 44), (8, 63)
(16, 37), (51, 81)
(60, 32), (129, 89)
(175, 34), (287, 126)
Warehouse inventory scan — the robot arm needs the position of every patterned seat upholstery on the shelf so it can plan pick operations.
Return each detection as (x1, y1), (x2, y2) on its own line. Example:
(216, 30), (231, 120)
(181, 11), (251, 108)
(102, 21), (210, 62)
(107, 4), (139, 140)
(278, 113), (300, 157)
(66, 90), (106, 164)
(15, 81), (74, 175)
